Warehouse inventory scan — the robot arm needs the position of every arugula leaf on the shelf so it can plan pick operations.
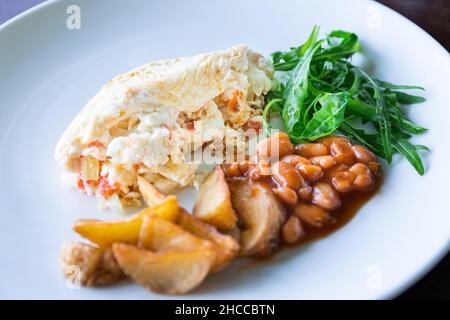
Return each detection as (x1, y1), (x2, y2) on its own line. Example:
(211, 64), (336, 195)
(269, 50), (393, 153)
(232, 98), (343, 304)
(339, 122), (385, 157)
(266, 26), (428, 175)
(262, 98), (283, 136)
(375, 80), (424, 91)
(392, 91), (426, 104)
(415, 145), (430, 152)
(298, 25), (321, 55)
(282, 41), (322, 134)
(402, 119), (427, 134)
(314, 31), (360, 62)
(347, 98), (376, 121)
(273, 28), (360, 71)
(392, 137), (425, 175)
(272, 26), (320, 71)
(301, 92), (349, 140)
(357, 68), (393, 163)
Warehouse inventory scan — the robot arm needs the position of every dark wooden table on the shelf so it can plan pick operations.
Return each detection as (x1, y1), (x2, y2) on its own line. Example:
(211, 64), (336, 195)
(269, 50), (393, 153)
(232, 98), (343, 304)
(0, 0), (449, 300)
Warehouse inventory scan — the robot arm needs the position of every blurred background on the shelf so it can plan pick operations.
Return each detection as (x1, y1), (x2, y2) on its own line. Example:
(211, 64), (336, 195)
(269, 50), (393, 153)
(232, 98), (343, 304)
(0, 0), (449, 299)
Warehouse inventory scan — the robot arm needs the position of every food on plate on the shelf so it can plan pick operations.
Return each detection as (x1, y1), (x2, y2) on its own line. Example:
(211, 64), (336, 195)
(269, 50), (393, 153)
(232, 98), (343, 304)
(73, 195), (179, 247)
(177, 208), (239, 272)
(112, 243), (216, 294)
(55, 45), (272, 210)
(63, 193), (238, 292)
(138, 215), (215, 253)
(281, 216), (305, 245)
(59, 241), (124, 286)
(137, 176), (165, 207)
(224, 134), (382, 245)
(227, 178), (287, 257)
(193, 166), (237, 230)
(263, 26), (427, 175)
(55, 26), (426, 212)
(60, 26), (428, 295)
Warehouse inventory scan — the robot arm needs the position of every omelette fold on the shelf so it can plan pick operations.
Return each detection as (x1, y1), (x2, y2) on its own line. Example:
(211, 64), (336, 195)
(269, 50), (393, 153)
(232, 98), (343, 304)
(55, 45), (273, 210)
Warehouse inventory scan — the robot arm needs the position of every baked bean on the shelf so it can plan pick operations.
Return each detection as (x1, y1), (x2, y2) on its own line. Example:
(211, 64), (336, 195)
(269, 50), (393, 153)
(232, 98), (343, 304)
(282, 216), (305, 244)
(298, 186), (313, 201)
(368, 161), (382, 176)
(349, 163), (374, 191)
(310, 155), (336, 169)
(330, 140), (355, 166)
(312, 182), (341, 210)
(354, 174), (374, 191)
(349, 163), (370, 176)
(272, 161), (305, 190)
(319, 136), (350, 149)
(294, 143), (328, 158)
(332, 171), (356, 193)
(326, 163), (348, 180)
(257, 159), (272, 176)
(248, 159), (271, 180)
(273, 186), (298, 205)
(223, 163), (241, 177)
(293, 203), (330, 227)
(352, 145), (376, 164)
(296, 164), (323, 182)
(281, 155), (310, 166)
(256, 132), (293, 158)
(238, 161), (250, 175)
(226, 132), (381, 244)
(248, 167), (261, 180)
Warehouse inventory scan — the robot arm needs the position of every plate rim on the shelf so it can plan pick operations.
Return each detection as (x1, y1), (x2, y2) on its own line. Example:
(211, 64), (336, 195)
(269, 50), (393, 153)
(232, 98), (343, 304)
(1, 0), (449, 300)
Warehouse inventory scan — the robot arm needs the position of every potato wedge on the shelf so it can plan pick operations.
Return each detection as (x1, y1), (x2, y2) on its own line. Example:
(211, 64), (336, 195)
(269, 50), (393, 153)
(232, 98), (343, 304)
(138, 195), (179, 221)
(228, 178), (287, 258)
(74, 196), (179, 248)
(138, 215), (214, 253)
(137, 176), (165, 207)
(112, 243), (215, 294)
(193, 166), (237, 230)
(177, 209), (239, 272)
(153, 177), (183, 195)
(74, 217), (142, 248)
(59, 241), (124, 287)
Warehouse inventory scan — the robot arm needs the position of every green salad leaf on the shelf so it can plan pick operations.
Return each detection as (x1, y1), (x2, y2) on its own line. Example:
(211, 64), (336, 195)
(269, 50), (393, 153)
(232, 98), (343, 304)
(282, 41), (322, 135)
(263, 26), (428, 175)
(301, 92), (348, 141)
(392, 137), (425, 175)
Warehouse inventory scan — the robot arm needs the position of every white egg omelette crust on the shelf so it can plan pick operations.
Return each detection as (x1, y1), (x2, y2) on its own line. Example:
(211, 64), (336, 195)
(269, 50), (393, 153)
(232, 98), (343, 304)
(55, 45), (273, 210)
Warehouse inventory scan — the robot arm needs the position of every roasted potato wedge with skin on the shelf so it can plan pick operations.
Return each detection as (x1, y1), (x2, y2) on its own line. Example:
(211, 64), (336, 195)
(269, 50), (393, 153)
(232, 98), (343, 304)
(112, 243), (215, 295)
(138, 215), (215, 253)
(228, 178), (287, 258)
(153, 177), (183, 195)
(74, 217), (142, 249)
(137, 176), (165, 207)
(193, 166), (237, 230)
(138, 195), (179, 221)
(59, 241), (124, 287)
(74, 196), (179, 248)
(177, 209), (239, 272)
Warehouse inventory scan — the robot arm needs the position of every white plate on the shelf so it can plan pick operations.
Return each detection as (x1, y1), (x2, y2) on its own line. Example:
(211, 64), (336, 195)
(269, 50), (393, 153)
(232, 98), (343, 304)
(1, 0), (449, 300)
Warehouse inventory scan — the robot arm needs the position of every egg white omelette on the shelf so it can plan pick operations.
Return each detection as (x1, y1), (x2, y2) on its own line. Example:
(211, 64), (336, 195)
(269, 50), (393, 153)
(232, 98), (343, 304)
(55, 45), (273, 210)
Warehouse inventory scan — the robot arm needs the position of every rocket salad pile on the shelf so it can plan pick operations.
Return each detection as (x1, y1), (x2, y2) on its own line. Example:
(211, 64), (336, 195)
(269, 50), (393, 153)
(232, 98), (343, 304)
(263, 26), (428, 175)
